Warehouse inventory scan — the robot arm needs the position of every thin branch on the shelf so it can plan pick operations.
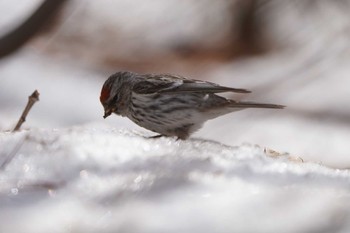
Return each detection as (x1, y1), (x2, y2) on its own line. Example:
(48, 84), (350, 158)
(13, 90), (40, 132)
(0, 0), (69, 59)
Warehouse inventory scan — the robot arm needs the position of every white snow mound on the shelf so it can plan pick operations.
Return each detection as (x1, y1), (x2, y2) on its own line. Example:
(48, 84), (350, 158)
(0, 127), (350, 233)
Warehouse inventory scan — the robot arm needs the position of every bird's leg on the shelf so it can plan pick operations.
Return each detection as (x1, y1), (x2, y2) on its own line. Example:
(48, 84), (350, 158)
(148, 134), (163, 139)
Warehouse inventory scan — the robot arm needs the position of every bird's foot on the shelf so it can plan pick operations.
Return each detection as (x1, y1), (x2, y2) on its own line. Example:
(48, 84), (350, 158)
(148, 134), (163, 139)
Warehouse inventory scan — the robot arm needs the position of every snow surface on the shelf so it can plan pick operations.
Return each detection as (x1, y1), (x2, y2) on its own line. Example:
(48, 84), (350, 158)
(1, 127), (350, 233)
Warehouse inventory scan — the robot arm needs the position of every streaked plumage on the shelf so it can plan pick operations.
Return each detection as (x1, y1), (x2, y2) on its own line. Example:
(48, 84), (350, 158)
(100, 71), (284, 139)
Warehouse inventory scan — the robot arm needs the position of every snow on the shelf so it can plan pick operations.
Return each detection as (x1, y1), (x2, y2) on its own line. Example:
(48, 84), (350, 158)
(1, 127), (350, 233)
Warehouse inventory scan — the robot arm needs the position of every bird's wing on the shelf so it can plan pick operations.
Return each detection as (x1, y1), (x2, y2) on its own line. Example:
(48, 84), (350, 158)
(132, 74), (251, 94)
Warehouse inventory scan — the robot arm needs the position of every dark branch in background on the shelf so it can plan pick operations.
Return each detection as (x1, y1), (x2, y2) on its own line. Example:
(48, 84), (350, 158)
(235, 0), (266, 55)
(0, 0), (68, 59)
(13, 90), (40, 132)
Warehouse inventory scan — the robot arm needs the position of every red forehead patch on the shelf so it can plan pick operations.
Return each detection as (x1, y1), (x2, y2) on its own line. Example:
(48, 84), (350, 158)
(100, 86), (110, 103)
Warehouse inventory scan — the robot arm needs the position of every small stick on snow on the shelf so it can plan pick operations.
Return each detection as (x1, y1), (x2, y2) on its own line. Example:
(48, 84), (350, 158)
(13, 90), (40, 132)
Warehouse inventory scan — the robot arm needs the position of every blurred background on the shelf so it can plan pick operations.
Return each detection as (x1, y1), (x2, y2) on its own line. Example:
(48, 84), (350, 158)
(0, 0), (349, 167)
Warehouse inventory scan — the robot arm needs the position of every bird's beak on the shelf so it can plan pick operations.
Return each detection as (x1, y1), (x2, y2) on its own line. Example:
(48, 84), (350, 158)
(103, 108), (113, 119)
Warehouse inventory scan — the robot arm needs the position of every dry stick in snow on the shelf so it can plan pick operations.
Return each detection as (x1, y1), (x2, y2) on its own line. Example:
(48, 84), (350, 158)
(13, 90), (40, 132)
(1, 91), (39, 169)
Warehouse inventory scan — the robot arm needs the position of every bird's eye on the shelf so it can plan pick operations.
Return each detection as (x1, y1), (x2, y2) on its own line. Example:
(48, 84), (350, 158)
(111, 93), (119, 103)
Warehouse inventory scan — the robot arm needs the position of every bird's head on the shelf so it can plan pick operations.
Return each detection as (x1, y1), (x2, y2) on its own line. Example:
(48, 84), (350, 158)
(100, 71), (136, 118)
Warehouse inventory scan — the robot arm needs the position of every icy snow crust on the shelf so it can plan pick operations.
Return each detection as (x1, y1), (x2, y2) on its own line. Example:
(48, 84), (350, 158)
(1, 128), (350, 233)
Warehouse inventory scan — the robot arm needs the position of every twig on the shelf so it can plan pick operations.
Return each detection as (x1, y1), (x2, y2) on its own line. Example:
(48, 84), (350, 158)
(13, 90), (40, 132)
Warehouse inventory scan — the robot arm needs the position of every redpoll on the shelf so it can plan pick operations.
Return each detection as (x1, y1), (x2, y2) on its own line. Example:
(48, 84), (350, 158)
(100, 71), (284, 139)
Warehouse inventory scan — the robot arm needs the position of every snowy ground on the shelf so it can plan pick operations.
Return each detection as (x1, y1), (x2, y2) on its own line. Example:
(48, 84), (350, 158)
(1, 127), (350, 233)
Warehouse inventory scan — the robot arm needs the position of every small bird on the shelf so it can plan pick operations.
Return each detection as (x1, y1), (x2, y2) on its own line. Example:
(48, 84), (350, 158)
(100, 71), (284, 139)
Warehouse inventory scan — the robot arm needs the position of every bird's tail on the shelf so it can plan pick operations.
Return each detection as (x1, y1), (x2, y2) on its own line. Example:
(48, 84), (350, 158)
(229, 101), (285, 109)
